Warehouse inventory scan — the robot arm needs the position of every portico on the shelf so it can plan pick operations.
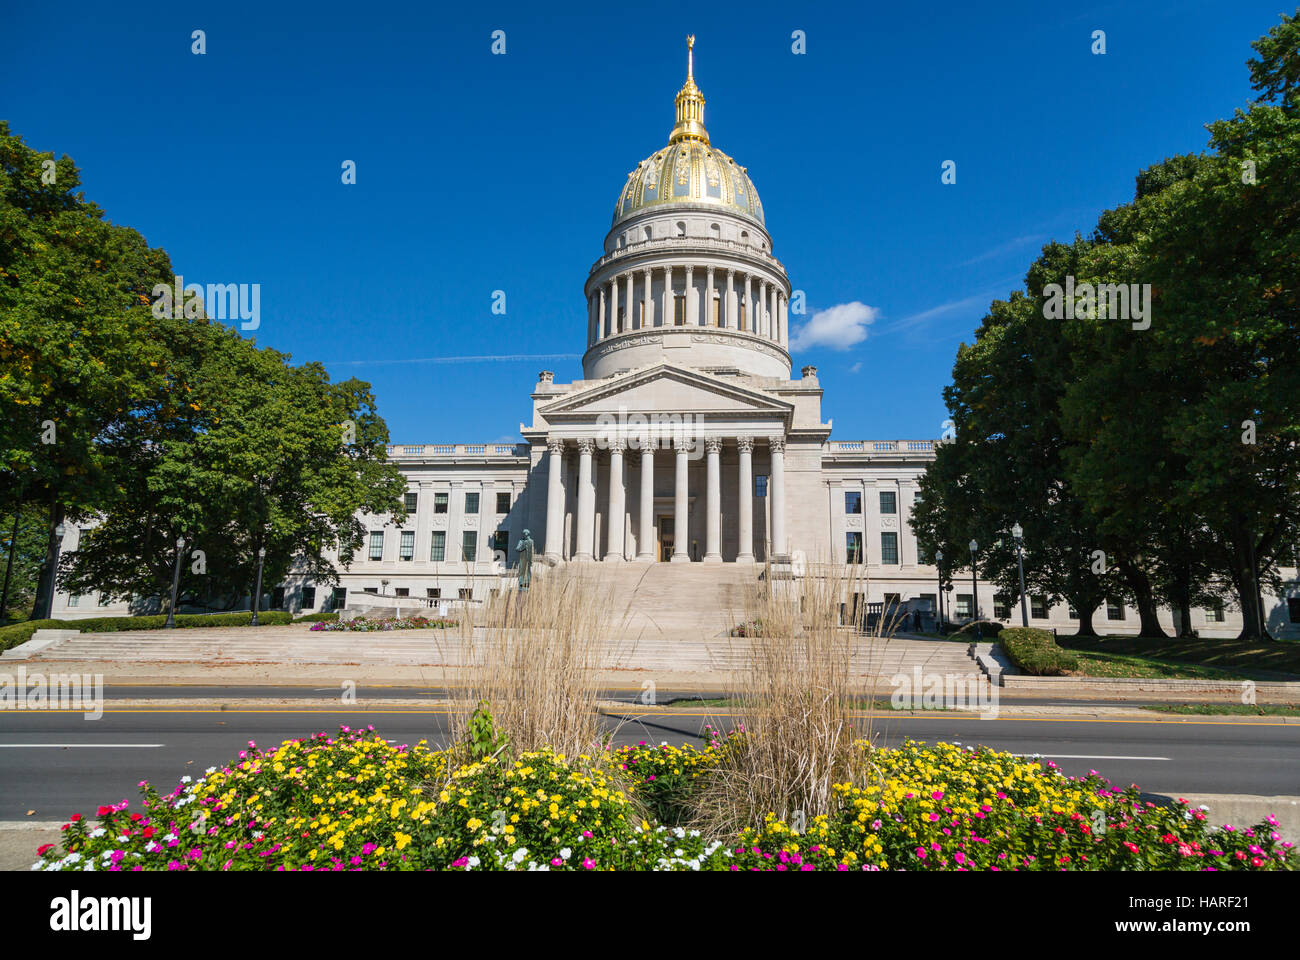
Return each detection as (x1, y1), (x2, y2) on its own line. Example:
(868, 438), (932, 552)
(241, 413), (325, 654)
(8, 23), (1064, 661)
(539, 430), (783, 564)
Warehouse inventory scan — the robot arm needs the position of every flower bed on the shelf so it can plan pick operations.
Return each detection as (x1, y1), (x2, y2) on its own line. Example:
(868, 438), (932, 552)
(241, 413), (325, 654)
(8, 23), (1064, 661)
(33, 729), (1295, 872)
(309, 616), (457, 632)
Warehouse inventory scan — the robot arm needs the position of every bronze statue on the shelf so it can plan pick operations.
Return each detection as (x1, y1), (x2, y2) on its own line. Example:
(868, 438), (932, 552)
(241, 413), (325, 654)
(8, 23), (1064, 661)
(515, 529), (535, 590)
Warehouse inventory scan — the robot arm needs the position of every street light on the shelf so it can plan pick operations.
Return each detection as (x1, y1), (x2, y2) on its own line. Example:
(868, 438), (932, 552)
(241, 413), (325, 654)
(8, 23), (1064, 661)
(935, 548), (946, 632)
(251, 546), (266, 626)
(969, 539), (980, 643)
(165, 535), (185, 629)
(1012, 522), (1029, 627)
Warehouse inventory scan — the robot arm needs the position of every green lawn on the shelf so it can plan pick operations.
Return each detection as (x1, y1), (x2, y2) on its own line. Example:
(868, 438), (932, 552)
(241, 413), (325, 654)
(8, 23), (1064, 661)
(1065, 650), (1255, 680)
(1144, 702), (1300, 717)
(1059, 634), (1300, 680)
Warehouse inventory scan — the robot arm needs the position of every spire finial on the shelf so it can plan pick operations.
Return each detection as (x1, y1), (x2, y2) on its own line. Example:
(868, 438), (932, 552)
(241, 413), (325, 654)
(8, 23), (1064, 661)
(669, 35), (708, 144)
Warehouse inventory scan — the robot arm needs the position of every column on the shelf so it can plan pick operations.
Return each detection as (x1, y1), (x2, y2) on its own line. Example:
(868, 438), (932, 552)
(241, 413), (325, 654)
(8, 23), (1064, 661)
(643, 267), (653, 328)
(587, 296), (596, 346)
(574, 438), (596, 561)
(544, 439), (565, 560)
(637, 442), (655, 561)
(663, 265), (674, 325)
(769, 437), (787, 559)
(758, 280), (769, 337)
(743, 274), (753, 332)
(625, 272), (635, 330)
(704, 437), (722, 563)
(736, 436), (754, 563)
(604, 440), (626, 560)
(671, 437), (690, 562)
(609, 277), (620, 336)
(777, 291), (786, 346)
(725, 269), (736, 329)
(706, 266), (716, 326)
(685, 265), (696, 326)
(598, 287), (607, 341)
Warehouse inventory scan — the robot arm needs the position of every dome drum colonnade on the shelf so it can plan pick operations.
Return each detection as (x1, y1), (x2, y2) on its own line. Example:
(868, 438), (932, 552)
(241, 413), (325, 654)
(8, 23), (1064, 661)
(540, 434), (786, 564)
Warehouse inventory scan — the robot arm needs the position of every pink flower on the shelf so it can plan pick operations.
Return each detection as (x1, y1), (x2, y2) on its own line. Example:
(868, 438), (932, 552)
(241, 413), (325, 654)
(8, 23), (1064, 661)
(582, 858), (595, 870)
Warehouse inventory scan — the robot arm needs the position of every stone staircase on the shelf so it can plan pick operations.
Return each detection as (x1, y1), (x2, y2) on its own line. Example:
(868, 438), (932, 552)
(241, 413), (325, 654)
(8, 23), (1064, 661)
(18, 562), (983, 681)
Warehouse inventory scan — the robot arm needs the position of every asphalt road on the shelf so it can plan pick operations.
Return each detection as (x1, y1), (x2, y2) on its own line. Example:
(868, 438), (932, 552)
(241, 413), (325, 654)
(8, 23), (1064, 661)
(1, 707), (1298, 820)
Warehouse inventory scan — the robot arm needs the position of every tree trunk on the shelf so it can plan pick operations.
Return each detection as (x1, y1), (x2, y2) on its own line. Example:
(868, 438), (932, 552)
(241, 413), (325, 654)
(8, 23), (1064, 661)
(30, 495), (65, 621)
(1229, 520), (1272, 641)
(1072, 600), (1099, 637)
(1177, 598), (1195, 638)
(1118, 559), (1167, 639)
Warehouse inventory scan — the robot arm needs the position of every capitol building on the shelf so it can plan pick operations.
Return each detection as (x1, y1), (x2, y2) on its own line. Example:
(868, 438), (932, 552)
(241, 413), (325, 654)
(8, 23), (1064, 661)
(50, 40), (1276, 639)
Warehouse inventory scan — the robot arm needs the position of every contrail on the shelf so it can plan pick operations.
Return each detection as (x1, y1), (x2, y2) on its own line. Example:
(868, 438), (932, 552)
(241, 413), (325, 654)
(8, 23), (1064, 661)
(322, 353), (580, 367)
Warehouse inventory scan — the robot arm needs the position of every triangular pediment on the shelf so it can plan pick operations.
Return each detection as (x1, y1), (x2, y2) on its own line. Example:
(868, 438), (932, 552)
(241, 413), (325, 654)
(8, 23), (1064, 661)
(540, 364), (792, 421)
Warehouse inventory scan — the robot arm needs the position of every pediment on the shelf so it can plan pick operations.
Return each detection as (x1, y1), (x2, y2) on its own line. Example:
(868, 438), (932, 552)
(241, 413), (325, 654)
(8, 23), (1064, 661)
(540, 364), (791, 420)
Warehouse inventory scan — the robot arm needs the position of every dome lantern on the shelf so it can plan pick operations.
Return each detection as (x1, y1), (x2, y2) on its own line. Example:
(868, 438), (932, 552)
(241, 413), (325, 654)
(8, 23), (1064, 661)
(669, 35), (709, 145)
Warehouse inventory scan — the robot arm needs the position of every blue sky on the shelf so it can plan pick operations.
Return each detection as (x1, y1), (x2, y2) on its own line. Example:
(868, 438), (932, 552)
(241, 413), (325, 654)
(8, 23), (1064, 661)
(2, 0), (1284, 443)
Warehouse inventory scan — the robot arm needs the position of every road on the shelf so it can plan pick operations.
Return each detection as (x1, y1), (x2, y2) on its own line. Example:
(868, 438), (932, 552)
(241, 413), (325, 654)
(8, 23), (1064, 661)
(1, 706), (1298, 820)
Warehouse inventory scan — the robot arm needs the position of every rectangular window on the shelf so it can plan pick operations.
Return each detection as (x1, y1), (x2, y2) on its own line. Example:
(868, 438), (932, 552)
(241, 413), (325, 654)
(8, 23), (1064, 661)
(67, 594), (80, 608)
(462, 531), (477, 562)
(403, 491), (418, 513)
(1288, 598), (1300, 623)
(464, 492), (479, 514)
(739, 302), (747, 331)
(919, 593), (937, 615)
(993, 594), (1011, 620)
(491, 530), (508, 557)
(846, 532), (863, 564)
(1067, 604), (1078, 619)
(1031, 595), (1049, 620)
(430, 531), (446, 562)
(434, 492), (448, 514)
(917, 541), (930, 565)
(395, 587), (409, 598)
(302, 586), (316, 609)
(713, 296), (722, 326)
(363, 587), (378, 595)
(1106, 599), (1125, 621)
(426, 588), (441, 600)
(880, 532), (899, 565)
(331, 587), (346, 609)
(458, 588), (473, 601)
(496, 491), (511, 514)
(755, 475), (768, 498)
(844, 491), (862, 514)
(399, 530), (414, 561)
(674, 295), (685, 325)
(368, 531), (384, 560)
(879, 491), (897, 515)
(955, 594), (973, 619)
(1206, 602), (1226, 623)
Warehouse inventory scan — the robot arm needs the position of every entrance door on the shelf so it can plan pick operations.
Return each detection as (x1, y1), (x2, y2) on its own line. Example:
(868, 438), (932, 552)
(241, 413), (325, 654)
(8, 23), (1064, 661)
(658, 517), (674, 562)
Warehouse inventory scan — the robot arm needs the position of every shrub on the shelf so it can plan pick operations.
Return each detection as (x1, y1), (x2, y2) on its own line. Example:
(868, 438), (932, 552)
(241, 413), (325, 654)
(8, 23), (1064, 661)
(956, 619), (1003, 638)
(0, 618), (65, 653)
(70, 611), (293, 632)
(292, 612), (339, 623)
(999, 626), (1079, 674)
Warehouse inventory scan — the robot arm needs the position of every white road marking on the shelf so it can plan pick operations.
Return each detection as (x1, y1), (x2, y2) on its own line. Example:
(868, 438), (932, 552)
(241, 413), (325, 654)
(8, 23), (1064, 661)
(0, 743), (164, 748)
(1016, 753), (1170, 761)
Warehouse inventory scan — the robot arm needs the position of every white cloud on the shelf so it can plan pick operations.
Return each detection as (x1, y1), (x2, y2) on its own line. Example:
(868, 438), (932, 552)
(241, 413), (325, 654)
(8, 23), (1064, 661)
(789, 301), (878, 352)
(849, 361), (863, 373)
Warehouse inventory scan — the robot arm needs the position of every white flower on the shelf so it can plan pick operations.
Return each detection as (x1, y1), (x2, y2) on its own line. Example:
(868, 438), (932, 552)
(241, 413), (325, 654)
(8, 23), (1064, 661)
(512, 847), (528, 864)
(180, 775), (192, 784)
(560, 847), (572, 860)
(467, 856), (480, 868)
(205, 767), (216, 774)
(89, 828), (106, 838)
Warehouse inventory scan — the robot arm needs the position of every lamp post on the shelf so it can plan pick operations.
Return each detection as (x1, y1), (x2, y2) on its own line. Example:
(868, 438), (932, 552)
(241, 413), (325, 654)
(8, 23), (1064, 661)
(251, 546), (266, 626)
(165, 535), (185, 629)
(935, 548), (946, 632)
(1012, 522), (1029, 627)
(969, 539), (980, 643)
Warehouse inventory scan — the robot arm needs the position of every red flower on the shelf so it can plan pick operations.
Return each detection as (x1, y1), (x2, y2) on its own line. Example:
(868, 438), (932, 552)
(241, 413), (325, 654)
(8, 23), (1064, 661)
(37, 844), (55, 855)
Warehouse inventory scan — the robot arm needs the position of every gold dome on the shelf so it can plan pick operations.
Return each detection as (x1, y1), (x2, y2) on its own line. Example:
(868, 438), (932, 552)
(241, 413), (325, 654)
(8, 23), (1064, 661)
(612, 37), (765, 228)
